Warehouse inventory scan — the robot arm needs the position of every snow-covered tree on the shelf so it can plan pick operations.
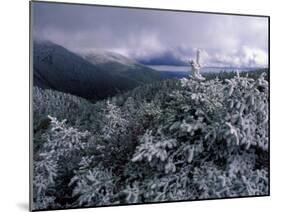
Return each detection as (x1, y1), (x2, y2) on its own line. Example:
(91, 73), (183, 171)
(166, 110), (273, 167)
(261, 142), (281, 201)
(33, 116), (89, 210)
(189, 49), (205, 81)
(69, 167), (115, 206)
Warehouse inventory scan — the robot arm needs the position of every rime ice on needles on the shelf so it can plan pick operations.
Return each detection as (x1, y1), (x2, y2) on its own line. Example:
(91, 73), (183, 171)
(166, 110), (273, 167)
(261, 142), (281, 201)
(70, 168), (114, 206)
(33, 116), (89, 210)
(131, 130), (177, 163)
(32, 69), (268, 209)
(101, 100), (129, 140)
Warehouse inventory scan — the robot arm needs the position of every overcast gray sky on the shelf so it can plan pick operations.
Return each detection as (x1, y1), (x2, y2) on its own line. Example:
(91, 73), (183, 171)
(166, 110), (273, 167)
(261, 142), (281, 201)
(32, 2), (268, 67)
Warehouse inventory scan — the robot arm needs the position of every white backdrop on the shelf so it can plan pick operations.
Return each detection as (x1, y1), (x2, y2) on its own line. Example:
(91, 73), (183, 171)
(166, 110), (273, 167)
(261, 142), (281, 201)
(0, 0), (279, 211)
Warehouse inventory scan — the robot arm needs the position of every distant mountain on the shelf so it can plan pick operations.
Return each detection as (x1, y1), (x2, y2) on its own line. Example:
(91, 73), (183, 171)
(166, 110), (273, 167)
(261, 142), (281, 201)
(82, 50), (163, 84)
(137, 51), (188, 66)
(159, 71), (189, 78)
(33, 41), (163, 100)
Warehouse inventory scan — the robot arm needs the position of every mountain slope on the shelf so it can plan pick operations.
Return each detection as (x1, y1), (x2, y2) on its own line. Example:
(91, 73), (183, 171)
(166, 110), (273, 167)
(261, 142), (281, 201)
(82, 50), (163, 84)
(33, 41), (162, 100)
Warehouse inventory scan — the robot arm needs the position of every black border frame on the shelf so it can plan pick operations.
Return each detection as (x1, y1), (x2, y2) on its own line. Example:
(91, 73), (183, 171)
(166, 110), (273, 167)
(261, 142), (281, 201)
(29, 1), (270, 211)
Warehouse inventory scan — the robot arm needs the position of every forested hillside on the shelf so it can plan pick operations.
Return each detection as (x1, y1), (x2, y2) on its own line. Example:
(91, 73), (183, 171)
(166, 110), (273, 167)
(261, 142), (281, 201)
(32, 71), (269, 210)
(33, 41), (163, 100)
(82, 51), (163, 84)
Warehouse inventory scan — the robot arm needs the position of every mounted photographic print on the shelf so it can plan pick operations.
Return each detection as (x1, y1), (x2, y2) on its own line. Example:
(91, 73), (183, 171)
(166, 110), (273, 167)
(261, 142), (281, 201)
(30, 1), (269, 211)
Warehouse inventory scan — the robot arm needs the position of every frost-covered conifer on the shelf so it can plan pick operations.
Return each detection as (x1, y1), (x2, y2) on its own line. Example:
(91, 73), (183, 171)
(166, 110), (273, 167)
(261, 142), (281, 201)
(33, 116), (89, 210)
(101, 100), (129, 140)
(69, 167), (115, 206)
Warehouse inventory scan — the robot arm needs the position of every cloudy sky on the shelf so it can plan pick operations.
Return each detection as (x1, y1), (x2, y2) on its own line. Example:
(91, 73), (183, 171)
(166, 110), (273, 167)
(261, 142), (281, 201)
(32, 2), (269, 68)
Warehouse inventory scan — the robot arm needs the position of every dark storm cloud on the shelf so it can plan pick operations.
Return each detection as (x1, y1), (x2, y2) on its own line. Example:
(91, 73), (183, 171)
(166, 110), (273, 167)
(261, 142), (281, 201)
(32, 2), (268, 67)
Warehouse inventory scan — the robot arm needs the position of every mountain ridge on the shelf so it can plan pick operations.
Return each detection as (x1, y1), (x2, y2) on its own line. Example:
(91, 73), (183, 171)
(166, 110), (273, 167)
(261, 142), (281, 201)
(33, 40), (163, 100)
